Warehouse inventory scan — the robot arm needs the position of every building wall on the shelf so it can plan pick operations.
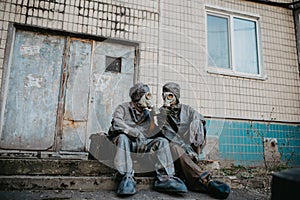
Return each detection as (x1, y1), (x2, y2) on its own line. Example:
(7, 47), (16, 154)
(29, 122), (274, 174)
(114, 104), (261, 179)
(156, 0), (299, 123)
(0, 0), (299, 166)
(154, 0), (300, 167)
(208, 119), (300, 167)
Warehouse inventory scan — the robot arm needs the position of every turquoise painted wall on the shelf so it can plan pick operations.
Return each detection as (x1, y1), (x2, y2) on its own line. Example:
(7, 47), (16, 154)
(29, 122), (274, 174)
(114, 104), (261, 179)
(206, 119), (300, 167)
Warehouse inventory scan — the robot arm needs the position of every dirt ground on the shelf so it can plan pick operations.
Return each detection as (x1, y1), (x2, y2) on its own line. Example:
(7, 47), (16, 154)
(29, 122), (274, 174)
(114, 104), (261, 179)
(211, 165), (273, 199)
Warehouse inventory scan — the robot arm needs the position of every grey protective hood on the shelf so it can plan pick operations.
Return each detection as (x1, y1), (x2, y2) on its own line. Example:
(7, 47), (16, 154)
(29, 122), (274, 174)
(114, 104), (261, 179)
(162, 82), (181, 100)
(129, 82), (150, 102)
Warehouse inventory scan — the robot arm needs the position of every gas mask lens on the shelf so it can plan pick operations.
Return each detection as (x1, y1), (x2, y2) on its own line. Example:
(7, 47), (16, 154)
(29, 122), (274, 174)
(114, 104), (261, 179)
(167, 93), (174, 100)
(138, 92), (153, 108)
(145, 92), (152, 100)
(163, 92), (174, 99)
(162, 92), (176, 107)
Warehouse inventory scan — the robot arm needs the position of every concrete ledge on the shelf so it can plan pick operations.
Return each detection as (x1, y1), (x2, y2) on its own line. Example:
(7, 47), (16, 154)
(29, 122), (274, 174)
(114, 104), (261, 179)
(0, 176), (154, 191)
(0, 159), (115, 176)
(0, 158), (156, 177)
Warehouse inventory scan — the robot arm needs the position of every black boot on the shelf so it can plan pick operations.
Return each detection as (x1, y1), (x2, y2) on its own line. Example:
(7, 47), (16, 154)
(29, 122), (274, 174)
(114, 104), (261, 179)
(197, 172), (230, 199)
(207, 180), (230, 199)
(197, 171), (212, 193)
(116, 174), (137, 197)
(153, 176), (188, 194)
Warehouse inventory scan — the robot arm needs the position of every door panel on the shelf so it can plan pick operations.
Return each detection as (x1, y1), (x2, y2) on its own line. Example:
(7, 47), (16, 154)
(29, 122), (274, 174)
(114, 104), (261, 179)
(61, 40), (136, 151)
(61, 39), (91, 151)
(86, 42), (135, 150)
(0, 30), (65, 150)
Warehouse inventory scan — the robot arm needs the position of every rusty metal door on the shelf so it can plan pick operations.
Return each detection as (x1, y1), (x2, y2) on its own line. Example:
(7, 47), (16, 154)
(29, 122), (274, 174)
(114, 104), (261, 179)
(0, 30), (65, 150)
(0, 30), (136, 152)
(61, 40), (136, 151)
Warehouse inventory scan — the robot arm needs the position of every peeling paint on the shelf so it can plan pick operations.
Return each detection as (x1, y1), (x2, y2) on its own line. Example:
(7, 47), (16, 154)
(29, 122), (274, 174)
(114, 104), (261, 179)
(24, 74), (45, 88)
(93, 73), (111, 92)
(20, 45), (40, 56)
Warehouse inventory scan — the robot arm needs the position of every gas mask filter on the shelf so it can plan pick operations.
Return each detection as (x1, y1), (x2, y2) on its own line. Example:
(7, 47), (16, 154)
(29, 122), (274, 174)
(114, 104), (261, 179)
(137, 92), (153, 109)
(162, 92), (176, 107)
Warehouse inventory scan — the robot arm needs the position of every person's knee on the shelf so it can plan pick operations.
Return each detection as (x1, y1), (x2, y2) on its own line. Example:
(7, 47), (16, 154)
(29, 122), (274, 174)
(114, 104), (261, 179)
(156, 137), (169, 148)
(171, 143), (181, 151)
(116, 134), (130, 145)
(171, 143), (185, 157)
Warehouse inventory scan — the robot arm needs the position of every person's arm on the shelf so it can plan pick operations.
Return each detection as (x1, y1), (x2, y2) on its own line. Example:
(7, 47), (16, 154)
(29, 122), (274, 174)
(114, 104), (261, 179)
(111, 104), (147, 153)
(111, 104), (144, 138)
(188, 106), (207, 154)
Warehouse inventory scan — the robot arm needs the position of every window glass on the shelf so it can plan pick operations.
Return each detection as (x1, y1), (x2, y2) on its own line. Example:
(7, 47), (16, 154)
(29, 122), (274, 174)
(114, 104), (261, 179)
(207, 14), (230, 69)
(234, 18), (259, 74)
(207, 11), (261, 76)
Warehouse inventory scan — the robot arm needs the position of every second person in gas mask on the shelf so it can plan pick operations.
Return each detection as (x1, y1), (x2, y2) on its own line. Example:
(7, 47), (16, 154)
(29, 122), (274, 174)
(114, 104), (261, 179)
(152, 82), (230, 199)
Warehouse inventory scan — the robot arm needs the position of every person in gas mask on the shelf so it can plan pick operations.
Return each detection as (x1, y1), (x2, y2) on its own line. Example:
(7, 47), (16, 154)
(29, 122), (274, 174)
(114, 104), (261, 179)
(107, 82), (187, 197)
(153, 82), (230, 199)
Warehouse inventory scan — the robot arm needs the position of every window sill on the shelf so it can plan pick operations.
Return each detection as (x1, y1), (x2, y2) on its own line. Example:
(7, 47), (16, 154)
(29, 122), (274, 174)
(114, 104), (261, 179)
(207, 67), (267, 81)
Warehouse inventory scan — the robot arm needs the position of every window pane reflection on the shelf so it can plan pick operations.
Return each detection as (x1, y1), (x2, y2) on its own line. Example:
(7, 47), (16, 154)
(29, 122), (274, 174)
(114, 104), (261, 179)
(207, 15), (230, 69)
(234, 18), (259, 74)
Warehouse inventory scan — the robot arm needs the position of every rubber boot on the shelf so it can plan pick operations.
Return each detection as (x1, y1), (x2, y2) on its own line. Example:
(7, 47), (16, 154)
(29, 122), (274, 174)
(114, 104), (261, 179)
(116, 174), (137, 196)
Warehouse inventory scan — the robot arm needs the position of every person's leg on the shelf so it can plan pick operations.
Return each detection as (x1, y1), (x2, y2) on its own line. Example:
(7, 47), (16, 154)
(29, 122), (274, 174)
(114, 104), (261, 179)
(111, 134), (136, 196)
(146, 137), (187, 194)
(171, 143), (209, 191)
(172, 144), (231, 199)
(146, 137), (175, 178)
(113, 134), (134, 175)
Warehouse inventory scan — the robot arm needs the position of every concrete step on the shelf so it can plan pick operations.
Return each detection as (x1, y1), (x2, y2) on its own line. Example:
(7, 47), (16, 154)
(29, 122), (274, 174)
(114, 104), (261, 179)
(0, 158), (115, 176)
(0, 175), (154, 191)
(0, 158), (156, 177)
(0, 157), (236, 192)
(0, 158), (155, 191)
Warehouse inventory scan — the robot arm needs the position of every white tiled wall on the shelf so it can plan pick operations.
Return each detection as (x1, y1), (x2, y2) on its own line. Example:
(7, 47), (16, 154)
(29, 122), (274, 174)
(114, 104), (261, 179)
(157, 0), (300, 123)
(0, 0), (299, 123)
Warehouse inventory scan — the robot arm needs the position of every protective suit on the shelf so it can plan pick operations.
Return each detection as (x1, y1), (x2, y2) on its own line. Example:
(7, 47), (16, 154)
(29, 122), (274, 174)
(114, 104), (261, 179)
(108, 82), (187, 197)
(154, 82), (230, 199)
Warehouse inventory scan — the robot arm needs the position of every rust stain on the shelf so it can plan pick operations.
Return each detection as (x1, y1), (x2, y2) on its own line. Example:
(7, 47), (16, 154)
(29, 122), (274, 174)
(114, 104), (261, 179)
(63, 111), (73, 120)
(63, 118), (86, 129)
(63, 119), (78, 129)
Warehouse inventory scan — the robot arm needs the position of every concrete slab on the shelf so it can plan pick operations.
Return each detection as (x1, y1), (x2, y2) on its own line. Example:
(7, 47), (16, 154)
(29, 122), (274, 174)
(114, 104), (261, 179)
(0, 176), (154, 191)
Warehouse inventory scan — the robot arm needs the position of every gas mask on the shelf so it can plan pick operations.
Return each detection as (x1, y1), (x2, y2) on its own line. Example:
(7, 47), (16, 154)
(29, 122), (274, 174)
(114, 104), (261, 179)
(162, 92), (177, 107)
(137, 92), (153, 109)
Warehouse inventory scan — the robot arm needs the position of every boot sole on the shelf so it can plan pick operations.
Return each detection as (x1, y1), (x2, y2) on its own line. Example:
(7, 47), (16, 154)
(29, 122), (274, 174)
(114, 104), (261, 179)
(117, 191), (137, 197)
(154, 188), (187, 194)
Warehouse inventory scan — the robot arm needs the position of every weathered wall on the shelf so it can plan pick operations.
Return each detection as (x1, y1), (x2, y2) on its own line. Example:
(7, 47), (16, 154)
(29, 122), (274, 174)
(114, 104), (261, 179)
(0, 0), (299, 122)
(0, 0), (160, 95)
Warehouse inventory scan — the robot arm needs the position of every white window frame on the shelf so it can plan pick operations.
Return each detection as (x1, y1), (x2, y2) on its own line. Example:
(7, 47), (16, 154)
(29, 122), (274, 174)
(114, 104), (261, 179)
(205, 6), (266, 80)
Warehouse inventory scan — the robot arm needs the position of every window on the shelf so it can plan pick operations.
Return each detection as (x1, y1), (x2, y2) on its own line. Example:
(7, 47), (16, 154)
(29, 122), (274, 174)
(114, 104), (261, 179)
(105, 56), (122, 73)
(207, 9), (263, 78)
